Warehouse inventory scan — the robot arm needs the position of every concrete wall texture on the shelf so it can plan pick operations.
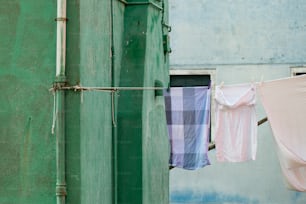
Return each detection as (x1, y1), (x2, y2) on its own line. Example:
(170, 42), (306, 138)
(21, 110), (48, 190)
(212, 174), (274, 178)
(0, 1), (56, 203)
(170, 0), (306, 66)
(169, 0), (306, 204)
(117, 1), (170, 203)
(0, 0), (169, 204)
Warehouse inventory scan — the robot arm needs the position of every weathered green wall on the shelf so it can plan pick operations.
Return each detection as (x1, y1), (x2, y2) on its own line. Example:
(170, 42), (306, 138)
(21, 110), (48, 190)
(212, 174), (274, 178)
(117, 1), (170, 203)
(0, 0), (169, 203)
(65, 0), (125, 203)
(0, 1), (56, 203)
(79, 1), (112, 203)
(142, 2), (170, 203)
(65, 1), (81, 203)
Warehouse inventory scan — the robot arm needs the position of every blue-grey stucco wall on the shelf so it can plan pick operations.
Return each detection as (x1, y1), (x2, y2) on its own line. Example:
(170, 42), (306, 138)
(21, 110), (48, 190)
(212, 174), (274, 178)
(169, 0), (306, 203)
(170, 0), (306, 66)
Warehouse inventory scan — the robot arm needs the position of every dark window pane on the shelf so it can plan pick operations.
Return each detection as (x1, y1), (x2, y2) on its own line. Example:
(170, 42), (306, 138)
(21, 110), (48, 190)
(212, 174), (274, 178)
(170, 75), (210, 87)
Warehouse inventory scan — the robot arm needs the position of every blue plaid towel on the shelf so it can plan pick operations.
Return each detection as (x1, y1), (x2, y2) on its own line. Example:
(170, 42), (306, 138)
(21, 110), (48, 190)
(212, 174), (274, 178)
(164, 87), (211, 170)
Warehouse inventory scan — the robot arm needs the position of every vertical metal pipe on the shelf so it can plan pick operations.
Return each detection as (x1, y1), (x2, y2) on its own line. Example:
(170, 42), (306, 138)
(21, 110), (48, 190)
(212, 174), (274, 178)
(56, 0), (67, 80)
(110, 0), (117, 203)
(55, 90), (66, 204)
(55, 0), (67, 203)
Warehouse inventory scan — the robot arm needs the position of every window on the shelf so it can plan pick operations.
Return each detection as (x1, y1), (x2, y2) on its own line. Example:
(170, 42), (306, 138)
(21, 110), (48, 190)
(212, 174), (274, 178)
(169, 69), (216, 141)
(290, 66), (306, 76)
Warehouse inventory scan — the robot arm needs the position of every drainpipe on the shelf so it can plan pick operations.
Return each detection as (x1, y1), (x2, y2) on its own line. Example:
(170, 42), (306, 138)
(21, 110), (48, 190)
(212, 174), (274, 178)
(55, 0), (67, 203)
(110, 0), (117, 203)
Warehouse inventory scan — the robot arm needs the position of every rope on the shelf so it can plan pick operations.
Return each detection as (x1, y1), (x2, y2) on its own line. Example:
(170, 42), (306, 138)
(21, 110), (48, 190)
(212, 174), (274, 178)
(51, 90), (57, 135)
(49, 85), (166, 92)
(111, 90), (117, 127)
(49, 85), (166, 134)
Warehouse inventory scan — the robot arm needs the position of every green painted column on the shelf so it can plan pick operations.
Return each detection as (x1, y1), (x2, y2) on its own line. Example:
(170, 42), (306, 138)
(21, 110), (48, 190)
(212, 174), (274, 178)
(65, 0), (123, 203)
(117, 1), (170, 203)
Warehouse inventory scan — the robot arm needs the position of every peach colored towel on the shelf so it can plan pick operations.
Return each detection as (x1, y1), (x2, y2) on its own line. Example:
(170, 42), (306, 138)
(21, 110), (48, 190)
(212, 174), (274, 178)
(258, 75), (306, 192)
(214, 84), (257, 162)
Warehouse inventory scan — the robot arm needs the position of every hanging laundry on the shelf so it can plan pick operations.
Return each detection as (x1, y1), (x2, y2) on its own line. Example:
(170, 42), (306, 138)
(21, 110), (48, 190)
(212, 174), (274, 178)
(257, 75), (306, 192)
(164, 86), (211, 170)
(214, 83), (257, 162)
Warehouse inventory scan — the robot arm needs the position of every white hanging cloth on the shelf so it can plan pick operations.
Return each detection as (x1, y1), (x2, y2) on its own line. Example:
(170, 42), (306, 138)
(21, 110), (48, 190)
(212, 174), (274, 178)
(214, 83), (257, 162)
(257, 74), (306, 191)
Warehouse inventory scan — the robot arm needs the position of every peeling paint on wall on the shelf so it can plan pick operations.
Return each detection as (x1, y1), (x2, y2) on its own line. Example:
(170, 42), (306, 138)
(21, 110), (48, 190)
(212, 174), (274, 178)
(171, 190), (259, 204)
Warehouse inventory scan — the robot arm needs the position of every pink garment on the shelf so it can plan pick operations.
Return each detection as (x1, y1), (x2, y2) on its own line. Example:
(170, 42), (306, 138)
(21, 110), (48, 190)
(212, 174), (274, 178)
(214, 84), (257, 162)
(258, 75), (306, 192)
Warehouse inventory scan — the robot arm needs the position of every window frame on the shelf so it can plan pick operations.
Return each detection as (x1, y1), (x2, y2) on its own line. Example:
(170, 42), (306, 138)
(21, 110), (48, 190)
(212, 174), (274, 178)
(169, 69), (216, 141)
(290, 66), (306, 76)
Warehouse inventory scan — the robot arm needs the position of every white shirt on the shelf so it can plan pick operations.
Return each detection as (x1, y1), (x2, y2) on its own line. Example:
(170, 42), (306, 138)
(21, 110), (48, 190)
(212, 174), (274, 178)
(214, 83), (257, 162)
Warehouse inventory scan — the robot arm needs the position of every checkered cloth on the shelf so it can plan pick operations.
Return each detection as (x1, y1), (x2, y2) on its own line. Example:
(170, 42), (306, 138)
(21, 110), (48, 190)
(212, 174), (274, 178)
(164, 86), (211, 170)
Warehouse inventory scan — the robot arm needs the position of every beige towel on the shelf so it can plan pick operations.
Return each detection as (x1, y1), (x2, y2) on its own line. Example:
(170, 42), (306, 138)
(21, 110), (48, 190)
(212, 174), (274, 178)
(258, 75), (306, 192)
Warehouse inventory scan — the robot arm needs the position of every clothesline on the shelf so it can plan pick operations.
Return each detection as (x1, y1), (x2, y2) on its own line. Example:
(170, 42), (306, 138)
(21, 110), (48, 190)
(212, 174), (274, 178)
(167, 75), (306, 191)
(51, 84), (269, 166)
(50, 85), (167, 134)
(49, 85), (166, 92)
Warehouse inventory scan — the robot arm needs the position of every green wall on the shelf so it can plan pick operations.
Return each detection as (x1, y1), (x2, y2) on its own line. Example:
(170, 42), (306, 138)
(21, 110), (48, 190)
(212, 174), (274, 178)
(66, 0), (125, 203)
(0, 0), (169, 203)
(0, 1), (56, 203)
(79, 0), (112, 203)
(117, 1), (170, 203)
